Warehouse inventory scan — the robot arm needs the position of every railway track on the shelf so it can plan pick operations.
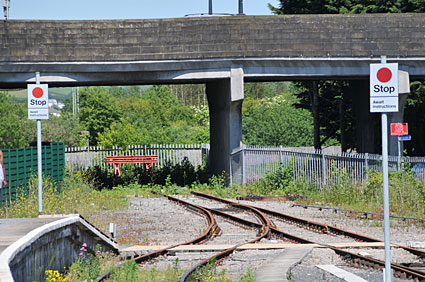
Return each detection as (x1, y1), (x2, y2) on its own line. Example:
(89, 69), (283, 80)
(96, 191), (424, 281)
(95, 195), (219, 281)
(121, 192), (272, 281)
(188, 191), (425, 281)
(130, 195), (219, 263)
(178, 197), (271, 282)
(192, 191), (425, 258)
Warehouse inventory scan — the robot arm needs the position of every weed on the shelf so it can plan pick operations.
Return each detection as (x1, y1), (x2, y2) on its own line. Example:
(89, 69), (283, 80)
(191, 259), (255, 282)
(297, 167), (425, 219)
(109, 260), (139, 282)
(45, 270), (70, 282)
(66, 244), (118, 282)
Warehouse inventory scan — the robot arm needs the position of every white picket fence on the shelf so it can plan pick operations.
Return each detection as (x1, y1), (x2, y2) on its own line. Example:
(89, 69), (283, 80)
(65, 144), (207, 171)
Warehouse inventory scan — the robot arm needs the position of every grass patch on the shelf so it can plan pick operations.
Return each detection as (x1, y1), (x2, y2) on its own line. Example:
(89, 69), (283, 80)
(298, 167), (425, 219)
(0, 171), (129, 218)
(192, 259), (256, 282)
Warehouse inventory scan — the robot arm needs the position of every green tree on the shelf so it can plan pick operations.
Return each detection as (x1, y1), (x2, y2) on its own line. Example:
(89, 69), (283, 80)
(269, 0), (425, 153)
(78, 87), (122, 145)
(98, 86), (208, 147)
(42, 114), (82, 147)
(168, 84), (206, 107)
(243, 95), (314, 146)
(404, 81), (425, 155)
(269, 0), (425, 14)
(97, 118), (143, 148)
(0, 92), (33, 149)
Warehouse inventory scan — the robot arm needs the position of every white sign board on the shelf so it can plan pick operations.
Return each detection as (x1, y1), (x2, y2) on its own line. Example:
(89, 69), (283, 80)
(370, 63), (399, 112)
(28, 84), (49, 120)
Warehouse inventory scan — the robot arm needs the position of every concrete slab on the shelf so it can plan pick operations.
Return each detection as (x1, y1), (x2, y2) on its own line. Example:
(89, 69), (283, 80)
(316, 265), (369, 282)
(255, 247), (312, 282)
(407, 241), (425, 249)
(0, 217), (67, 253)
(120, 242), (388, 255)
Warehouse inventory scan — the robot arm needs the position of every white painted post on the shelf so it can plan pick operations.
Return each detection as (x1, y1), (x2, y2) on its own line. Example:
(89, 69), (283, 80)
(380, 56), (392, 282)
(36, 72), (43, 215)
(242, 144), (247, 184)
(109, 223), (117, 241)
(397, 137), (402, 170)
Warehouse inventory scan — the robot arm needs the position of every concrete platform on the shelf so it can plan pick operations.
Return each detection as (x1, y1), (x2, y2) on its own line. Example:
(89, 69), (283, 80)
(316, 265), (368, 282)
(0, 216), (68, 254)
(255, 247), (312, 282)
(0, 215), (118, 282)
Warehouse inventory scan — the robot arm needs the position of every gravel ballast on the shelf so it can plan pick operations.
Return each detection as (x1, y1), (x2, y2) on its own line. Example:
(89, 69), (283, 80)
(85, 194), (425, 281)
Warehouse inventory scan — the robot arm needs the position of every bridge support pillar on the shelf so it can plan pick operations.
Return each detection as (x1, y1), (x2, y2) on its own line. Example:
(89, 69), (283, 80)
(351, 80), (380, 153)
(206, 66), (244, 184)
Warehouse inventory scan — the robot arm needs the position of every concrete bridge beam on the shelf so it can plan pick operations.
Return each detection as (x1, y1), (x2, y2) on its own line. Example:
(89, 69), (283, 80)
(206, 66), (244, 182)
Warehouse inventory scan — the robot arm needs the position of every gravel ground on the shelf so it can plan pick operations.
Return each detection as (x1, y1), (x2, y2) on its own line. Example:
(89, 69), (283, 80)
(85, 194), (425, 281)
(236, 199), (425, 246)
(291, 248), (408, 282)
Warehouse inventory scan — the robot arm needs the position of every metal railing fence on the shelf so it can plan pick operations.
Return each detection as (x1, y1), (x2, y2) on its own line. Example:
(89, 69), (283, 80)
(66, 143), (425, 185)
(65, 144), (207, 171)
(230, 145), (425, 185)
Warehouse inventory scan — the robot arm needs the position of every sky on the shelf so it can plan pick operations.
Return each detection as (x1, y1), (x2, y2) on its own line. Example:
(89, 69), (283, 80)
(6, 0), (278, 20)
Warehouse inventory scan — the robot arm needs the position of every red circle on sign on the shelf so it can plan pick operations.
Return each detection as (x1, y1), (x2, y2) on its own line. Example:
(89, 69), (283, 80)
(377, 68), (392, 83)
(32, 87), (43, 98)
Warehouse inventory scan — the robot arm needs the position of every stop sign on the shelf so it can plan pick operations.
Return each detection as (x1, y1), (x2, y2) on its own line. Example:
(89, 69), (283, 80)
(28, 84), (49, 120)
(370, 63), (399, 113)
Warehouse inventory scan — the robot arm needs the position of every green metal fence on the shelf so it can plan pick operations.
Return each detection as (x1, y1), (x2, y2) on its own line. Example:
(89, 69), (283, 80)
(1, 142), (65, 204)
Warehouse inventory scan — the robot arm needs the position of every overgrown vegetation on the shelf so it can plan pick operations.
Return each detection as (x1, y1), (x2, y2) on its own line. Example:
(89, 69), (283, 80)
(2, 158), (425, 281)
(0, 172), (128, 218)
(192, 259), (256, 282)
(81, 157), (211, 190)
(299, 167), (425, 218)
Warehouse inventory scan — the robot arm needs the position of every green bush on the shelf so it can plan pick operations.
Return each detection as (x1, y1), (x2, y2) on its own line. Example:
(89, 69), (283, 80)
(247, 164), (299, 195)
(81, 158), (211, 190)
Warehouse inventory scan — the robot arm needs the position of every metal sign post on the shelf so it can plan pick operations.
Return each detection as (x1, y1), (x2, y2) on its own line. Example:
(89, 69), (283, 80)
(381, 110), (391, 282)
(370, 56), (398, 282)
(28, 72), (49, 215)
(36, 73), (43, 215)
(2, 0), (9, 20)
(238, 0), (243, 14)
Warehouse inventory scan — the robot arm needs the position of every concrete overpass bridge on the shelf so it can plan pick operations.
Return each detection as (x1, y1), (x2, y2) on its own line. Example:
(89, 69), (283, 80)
(1, 14), (425, 180)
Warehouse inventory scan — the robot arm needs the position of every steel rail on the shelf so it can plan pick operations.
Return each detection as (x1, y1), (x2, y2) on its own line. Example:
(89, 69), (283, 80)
(93, 193), (219, 281)
(199, 204), (425, 280)
(178, 198), (272, 281)
(131, 195), (219, 263)
(293, 203), (425, 223)
(192, 191), (425, 258)
(191, 191), (425, 281)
